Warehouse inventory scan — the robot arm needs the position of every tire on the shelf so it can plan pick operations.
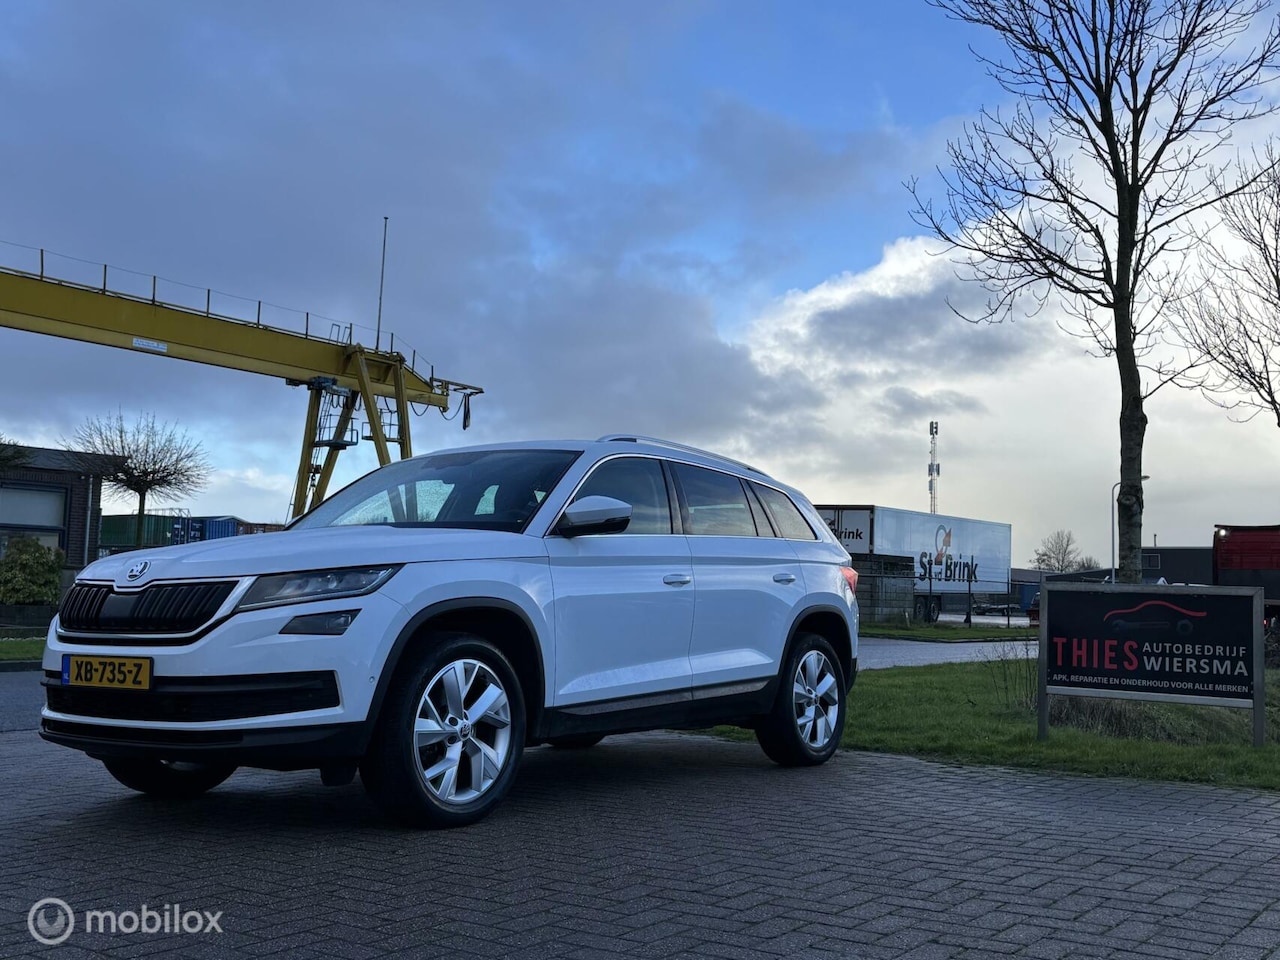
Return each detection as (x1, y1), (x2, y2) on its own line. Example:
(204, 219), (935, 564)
(360, 632), (526, 828)
(929, 598), (941, 622)
(547, 734), (605, 749)
(913, 596), (927, 621)
(755, 633), (847, 767)
(102, 759), (236, 799)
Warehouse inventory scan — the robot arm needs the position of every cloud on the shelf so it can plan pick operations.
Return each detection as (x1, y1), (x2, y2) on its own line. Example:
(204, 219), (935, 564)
(876, 386), (987, 419)
(3, 1), (1278, 568)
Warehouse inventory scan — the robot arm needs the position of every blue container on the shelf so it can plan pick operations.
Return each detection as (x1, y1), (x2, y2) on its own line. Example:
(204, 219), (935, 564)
(199, 517), (239, 540)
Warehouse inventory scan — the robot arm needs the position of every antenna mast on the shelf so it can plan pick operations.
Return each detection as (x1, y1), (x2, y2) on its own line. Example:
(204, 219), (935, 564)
(928, 420), (940, 514)
(375, 216), (388, 351)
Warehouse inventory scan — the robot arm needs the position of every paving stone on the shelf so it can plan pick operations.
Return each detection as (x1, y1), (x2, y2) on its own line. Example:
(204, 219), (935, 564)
(4, 730), (1280, 959)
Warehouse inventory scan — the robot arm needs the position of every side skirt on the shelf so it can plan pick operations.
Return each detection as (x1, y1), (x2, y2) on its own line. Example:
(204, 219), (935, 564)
(538, 677), (777, 741)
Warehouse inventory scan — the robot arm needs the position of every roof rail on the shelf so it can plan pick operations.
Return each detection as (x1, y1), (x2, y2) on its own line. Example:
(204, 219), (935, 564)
(596, 434), (766, 476)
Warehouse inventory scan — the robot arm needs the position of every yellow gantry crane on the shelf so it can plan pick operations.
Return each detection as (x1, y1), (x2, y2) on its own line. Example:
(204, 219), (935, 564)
(0, 258), (481, 518)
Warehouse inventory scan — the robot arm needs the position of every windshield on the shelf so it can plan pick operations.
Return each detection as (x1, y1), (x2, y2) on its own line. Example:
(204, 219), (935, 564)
(292, 449), (581, 533)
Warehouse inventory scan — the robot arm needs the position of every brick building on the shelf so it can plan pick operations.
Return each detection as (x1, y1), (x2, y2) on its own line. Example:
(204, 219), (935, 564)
(0, 446), (118, 586)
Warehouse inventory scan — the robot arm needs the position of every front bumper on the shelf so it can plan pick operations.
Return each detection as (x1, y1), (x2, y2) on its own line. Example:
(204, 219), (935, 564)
(43, 670), (341, 722)
(40, 717), (369, 769)
(40, 591), (410, 762)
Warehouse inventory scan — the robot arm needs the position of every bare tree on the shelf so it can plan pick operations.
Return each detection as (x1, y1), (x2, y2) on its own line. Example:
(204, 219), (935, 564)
(0, 432), (29, 470)
(1171, 144), (1280, 426)
(909, 0), (1280, 582)
(1077, 554), (1104, 571)
(69, 412), (211, 547)
(1033, 529), (1082, 572)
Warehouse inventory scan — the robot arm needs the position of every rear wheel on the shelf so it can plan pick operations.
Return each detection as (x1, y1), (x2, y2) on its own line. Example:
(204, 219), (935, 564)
(755, 633), (846, 767)
(361, 633), (526, 828)
(102, 759), (236, 799)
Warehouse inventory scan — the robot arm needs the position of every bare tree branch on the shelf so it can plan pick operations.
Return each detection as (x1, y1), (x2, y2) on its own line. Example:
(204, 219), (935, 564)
(66, 412), (212, 547)
(0, 433), (30, 471)
(908, 0), (1280, 582)
(1033, 528), (1082, 572)
(1170, 144), (1280, 427)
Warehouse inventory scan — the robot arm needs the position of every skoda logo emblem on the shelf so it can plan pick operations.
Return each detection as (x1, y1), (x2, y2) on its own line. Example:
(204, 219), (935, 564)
(125, 560), (151, 582)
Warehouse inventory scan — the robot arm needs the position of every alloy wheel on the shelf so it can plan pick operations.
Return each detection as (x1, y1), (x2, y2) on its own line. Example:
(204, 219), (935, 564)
(792, 649), (840, 749)
(412, 658), (512, 804)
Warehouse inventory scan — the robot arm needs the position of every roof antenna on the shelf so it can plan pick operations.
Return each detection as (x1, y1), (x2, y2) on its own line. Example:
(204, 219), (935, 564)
(375, 216), (389, 352)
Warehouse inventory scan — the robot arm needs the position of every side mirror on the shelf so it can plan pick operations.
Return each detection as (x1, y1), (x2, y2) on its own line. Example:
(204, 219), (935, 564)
(556, 495), (632, 537)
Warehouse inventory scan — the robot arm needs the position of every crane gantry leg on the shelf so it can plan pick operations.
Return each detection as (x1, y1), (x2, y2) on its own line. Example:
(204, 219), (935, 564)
(393, 362), (412, 461)
(354, 350), (392, 468)
(292, 386), (325, 519)
(310, 391), (359, 510)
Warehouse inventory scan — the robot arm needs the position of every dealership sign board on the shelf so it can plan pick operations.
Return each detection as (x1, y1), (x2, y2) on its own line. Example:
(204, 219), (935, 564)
(1037, 583), (1265, 746)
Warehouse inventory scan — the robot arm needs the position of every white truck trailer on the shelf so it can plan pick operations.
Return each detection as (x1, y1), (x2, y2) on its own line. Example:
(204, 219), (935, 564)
(815, 504), (1012, 622)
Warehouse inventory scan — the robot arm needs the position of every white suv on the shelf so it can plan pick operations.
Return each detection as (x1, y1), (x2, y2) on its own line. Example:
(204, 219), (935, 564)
(42, 436), (859, 827)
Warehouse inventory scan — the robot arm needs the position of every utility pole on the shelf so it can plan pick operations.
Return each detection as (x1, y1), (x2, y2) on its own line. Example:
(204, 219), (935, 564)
(928, 421), (940, 514)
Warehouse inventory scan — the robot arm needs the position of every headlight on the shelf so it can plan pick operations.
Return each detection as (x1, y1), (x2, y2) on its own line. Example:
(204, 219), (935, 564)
(236, 566), (400, 611)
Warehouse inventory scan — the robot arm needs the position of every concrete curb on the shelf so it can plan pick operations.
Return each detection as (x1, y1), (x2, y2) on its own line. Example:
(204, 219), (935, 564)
(0, 661), (42, 673)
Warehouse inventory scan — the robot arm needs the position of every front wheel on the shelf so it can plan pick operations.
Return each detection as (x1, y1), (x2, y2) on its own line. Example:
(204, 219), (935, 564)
(102, 759), (236, 799)
(755, 633), (846, 767)
(361, 633), (526, 828)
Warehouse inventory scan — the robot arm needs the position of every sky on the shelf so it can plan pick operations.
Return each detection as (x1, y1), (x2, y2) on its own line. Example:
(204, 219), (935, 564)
(1, 0), (1278, 567)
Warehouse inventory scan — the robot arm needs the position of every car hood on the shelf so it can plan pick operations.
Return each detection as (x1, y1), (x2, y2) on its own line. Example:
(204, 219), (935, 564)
(81, 526), (547, 589)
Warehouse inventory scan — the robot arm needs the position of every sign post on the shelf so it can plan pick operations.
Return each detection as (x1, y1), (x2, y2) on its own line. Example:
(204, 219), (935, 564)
(1037, 584), (1265, 747)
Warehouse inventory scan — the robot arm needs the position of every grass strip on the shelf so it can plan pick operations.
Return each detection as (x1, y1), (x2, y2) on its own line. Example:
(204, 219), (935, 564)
(714, 659), (1280, 790)
(848, 660), (1280, 790)
(0, 638), (45, 661)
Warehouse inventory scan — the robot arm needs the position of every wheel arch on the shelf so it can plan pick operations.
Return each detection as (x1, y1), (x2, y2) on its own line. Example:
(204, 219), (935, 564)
(784, 605), (854, 683)
(366, 598), (547, 747)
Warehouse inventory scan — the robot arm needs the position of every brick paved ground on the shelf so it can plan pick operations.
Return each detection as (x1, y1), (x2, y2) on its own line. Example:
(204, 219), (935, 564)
(2, 729), (1279, 959)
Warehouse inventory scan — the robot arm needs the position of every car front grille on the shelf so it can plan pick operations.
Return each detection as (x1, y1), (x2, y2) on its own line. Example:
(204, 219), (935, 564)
(58, 581), (237, 641)
(44, 671), (340, 722)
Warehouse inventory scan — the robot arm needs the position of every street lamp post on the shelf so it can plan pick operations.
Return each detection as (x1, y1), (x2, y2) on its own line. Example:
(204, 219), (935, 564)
(1111, 475), (1150, 584)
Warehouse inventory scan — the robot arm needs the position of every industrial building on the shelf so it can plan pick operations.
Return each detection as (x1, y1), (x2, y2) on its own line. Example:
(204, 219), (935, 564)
(0, 445), (116, 586)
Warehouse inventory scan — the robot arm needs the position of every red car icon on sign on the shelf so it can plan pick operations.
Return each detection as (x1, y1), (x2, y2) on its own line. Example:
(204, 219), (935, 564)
(1103, 600), (1206, 637)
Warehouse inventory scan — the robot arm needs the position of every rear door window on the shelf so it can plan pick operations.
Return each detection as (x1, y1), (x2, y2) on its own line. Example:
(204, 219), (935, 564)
(672, 463), (757, 537)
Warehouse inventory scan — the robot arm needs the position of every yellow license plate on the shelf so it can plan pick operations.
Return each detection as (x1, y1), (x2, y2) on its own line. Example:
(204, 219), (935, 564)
(62, 655), (153, 690)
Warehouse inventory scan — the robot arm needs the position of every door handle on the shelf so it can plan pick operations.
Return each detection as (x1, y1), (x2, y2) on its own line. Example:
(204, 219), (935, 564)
(772, 573), (797, 584)
(663, 573), (693, 586)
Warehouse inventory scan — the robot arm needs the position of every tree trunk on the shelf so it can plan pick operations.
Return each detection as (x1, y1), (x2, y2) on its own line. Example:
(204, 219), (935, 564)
(1116, 396), (1147, 584)
(134, 489), (147, 548)
(1114, 296), (1147, 584)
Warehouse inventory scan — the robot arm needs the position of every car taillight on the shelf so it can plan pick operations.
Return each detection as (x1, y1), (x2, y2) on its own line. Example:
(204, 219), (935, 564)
(840, 567), (859, 592)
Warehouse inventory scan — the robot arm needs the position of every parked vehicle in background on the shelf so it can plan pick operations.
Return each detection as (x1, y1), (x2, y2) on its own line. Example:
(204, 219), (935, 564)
(1213, 524), (1280, 624)
(40, 436), (860, 828)
(816, 504), (1011, 622)
(973, 601), (1023, 617)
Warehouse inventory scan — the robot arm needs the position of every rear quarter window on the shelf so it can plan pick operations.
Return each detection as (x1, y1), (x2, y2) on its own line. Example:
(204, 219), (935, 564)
(751, 483), (818, 540)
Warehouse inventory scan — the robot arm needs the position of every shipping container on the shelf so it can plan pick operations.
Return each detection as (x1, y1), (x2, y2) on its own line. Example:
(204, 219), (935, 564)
(197, 517), (240, 540)
(99, 514), (176, 549)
